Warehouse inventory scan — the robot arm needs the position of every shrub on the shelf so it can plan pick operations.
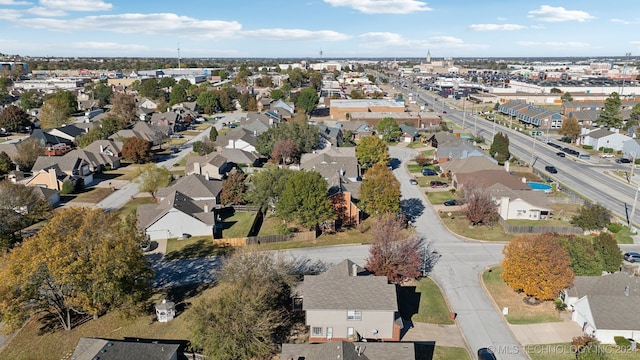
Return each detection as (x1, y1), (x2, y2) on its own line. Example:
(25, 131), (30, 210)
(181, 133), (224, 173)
(572, 334), (598, 353)
(60, 179), (74, 195)
(582, 145), (593, 150)
(553, 298), (568, 311)
(358, 221), (371, 234)
(607, 222), (623, 233)
(414, 154), (431, 166)
(614, 336), (631, 349)
(275, 223), (292, 236)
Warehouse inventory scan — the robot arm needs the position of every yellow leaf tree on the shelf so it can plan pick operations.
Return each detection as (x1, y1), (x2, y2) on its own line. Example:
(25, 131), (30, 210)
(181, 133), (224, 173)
(0, 208), (153, 333)
(501, 233), (574, 301)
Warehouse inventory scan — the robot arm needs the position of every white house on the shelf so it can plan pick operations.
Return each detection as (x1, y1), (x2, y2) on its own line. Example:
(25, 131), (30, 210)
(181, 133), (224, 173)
(621, 138), (640, 160)
(494, 186), (552, 221)
(563, 272), (640, 344)
(579, 128), (632, 151)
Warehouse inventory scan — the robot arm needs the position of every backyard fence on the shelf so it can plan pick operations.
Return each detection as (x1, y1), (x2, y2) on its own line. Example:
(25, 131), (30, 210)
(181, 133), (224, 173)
(499, 217), (583, 235)
(216, 230), (317, 247)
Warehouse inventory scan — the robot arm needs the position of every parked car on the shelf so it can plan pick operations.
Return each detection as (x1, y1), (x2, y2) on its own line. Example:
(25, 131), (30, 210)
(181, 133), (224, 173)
(545, 165), (558, 174)
(409, 178), (418, 185)
(477, 348), (497, 360)
(556, 152), (566, 157)
(624, 252), (640, 263)
(616, 158), (632, 164)
(444, 199), (463, 206)
(600, 153), (615, 158)
(430, 180), (448, 188)
(422, 168), (438, 176)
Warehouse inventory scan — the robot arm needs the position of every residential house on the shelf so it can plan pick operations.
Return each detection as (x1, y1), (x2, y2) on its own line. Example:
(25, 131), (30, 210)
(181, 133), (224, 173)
(218, 148), (262, 167)
(425, 131), (461, 149)
(257, 97), (273, 111)
(215, 127), (259, 153)
(110, 121), (162, 145)
(136, 106), (155, 121)
(31, 153), (94, 187)
(136, 190), (217, 240)
(563, 272), (640, 344)
(185, 152), (231, 180)
(83, 139), (123, 163)
(492, 184), (552, 220)
(295, 259), (402, 343)
(399, 124), (419, 143)
(435, 141), (486, 163)
(238, 112), (275, 135)
(71, 337), (179, 360)
(150, 111), (181, 134)
(47, 124), (86, 143)
(32, 185), (60, 206)
(300, 147), (360, 183)
(30, 129), (74, 150)
(156, 174), (222, 202)
(578, 128), (632, 152)
(566, 109), (600, 126)
(337, 120), (373, 140)
(271, 99), (295, 120)
(139, 98), (159, 110)
(24, 167), (65, 192)
(439, 156), (500, 176)
(452, 169), (530, 191)
(281, 340), (423, 360)
(318, 124), (344, 147)
(64, 148), (119, 172)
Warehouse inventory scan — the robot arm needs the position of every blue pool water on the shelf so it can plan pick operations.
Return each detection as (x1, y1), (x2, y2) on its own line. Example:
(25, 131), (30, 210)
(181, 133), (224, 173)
(527, 181), (552, 193)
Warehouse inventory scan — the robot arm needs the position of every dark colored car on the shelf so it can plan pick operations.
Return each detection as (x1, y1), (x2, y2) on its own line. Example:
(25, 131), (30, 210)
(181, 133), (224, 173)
(545, 165), (558, 174)
(624, 252), (640, 263)
(442, 110), (447, 114)
(422, 168), (438, 176)
(444, 199), (462, 206)
(477, 348), (497, 360)
(556, 152), (565, 157)
(409, 178), (418, 185)
(617, 158), (632, 164)
(430, 180), (448, 188)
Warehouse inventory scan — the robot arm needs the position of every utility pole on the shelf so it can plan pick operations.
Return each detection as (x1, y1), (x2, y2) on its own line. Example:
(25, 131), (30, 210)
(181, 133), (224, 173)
(462, 98), (466, 130)
(621, 52), (631, 96)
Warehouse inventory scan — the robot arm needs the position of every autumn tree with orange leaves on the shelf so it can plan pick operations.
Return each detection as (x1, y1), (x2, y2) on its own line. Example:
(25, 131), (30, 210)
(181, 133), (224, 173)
(501, 233), (574, 301)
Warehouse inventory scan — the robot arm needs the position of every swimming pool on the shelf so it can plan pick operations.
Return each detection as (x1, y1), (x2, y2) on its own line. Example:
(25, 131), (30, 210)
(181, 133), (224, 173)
(527, 181), (552, 193)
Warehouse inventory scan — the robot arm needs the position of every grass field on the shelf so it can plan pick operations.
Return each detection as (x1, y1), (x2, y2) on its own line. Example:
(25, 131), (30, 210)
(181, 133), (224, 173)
(482, 267), (562, 324)
(439, 212), (517, 242)
(410, 278), (455, 325)
(221, 211), (255, 238)
(433, 346), (471, 360)
(425, 190), (458, 205)
(68, 187), (113, 204)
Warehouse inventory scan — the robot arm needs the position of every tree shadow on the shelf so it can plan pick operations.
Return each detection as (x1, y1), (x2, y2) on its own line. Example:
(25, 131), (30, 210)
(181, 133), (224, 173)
(163, 239), (219, 261)
(401, 198), (425, 222)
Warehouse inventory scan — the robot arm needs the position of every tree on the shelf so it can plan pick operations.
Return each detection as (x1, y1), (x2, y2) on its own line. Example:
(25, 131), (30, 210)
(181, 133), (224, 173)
(0, 208), (153, 333)
(122, 137), (152, 164)
(550, 87), (562, 94)
(134, 163), (172, 199)
(169, 83), (187, 106)
(270, 88), (285, 101)
(39, 96), (73, 129)
(561, 92), (574, 102)
(350, 89), (365, 99)
(92, 82), (113, 107)
(598, 92), (622, 128)
(19, 90), (43, 111)
(501, 233), (574, 301)
(365, 214), (424, 284)
(256, 121), (319, 157)
(571, 203), (611, 230)
(209, 126), (219, 141)
(247, 166), (294, 210)
(376, 117), (402, 142)
(138, 78), (160, 99)
(489, 132), (510, 164)
(189, 251), (296, 359)
(559, 117), (581, 142)
(463, 187), (498, 226)
(0, 151), (13, 176)
(220, 171), (247, 205)
(109, 92), (137, 128)
(295, 86), (319, 116)
(276, 170), (335, 229)
(14, 137), (44, 171)
(271, 138), (301, 165)
(0, 105), (31, 132)
(355, 135), (389, 169)
(360, 162), (401, 215)
(158, 77), (176, 90)
(0, 181), (51, 250)
(197, 91), (219, 114)
(193, 139), (216, 156)
(593, 232), (622, 273)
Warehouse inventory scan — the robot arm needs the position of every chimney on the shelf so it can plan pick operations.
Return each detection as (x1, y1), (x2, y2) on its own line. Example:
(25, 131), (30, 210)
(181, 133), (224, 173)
(203, 203), (209, 213)
(99, 144), (104, 153)
(625, 286), (630, 296)
(194, 162), (201, 175)
(352, 263), (357, 276)
(205, 171), (210, 181)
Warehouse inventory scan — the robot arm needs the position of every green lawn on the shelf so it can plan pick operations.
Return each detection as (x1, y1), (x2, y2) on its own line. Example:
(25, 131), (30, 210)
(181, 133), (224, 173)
(407, 141), (425, 149)
(615, 226), (634, 244)
(421, 149), (435, 156)
(68, 187), (114, 204)
(433, 346), (471, 360)
(440, 212), (517, 242)
(118, 197), (156, 219)
(411, 278), (454, 324)
(425, 190), (458, 205)
(165, 236), (229, 260)
(221, 211), (256, 238)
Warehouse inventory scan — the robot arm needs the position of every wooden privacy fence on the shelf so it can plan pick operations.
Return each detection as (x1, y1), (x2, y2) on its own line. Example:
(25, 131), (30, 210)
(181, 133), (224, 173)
(215, 230), (317, 247)
(499, 217), (583, 235)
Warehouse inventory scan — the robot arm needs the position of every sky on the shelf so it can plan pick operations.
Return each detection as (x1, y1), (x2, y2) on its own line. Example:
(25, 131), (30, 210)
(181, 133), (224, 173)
(0, 0), (638, 59)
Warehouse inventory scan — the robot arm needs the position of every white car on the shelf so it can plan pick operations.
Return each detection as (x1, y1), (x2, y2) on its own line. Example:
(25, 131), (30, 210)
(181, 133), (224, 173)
(600, 153), (615, 158)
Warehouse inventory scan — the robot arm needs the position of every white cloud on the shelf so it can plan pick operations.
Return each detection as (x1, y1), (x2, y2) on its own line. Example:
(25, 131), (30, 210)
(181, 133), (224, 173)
(13, 13), (243, 38)
(39, 0), (112, 11)
(26, 6), (66, 16)
(323, 0), (431, 14)
(497, 16), (507, 21)
(358, 31), (486, 52)
(0, 8), (22, 19)
(0, 0), (31, 4)
(530, 24), (545, 29)
(469, 23), (526, 31)
(71, 41), (147, 51)
(242, 28), (350, 41)
(527, 5), (594, 22)
(517, 41), (590, 48)
(611, 18), (635, 25)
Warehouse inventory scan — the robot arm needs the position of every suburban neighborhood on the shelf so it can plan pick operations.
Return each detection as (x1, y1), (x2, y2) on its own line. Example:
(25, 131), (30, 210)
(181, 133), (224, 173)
(1, 51), (640, 360)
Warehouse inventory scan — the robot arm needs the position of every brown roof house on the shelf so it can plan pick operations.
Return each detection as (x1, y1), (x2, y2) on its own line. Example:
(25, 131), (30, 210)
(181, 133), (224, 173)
(439, 156), (500, 176)
(215, 127), (259, 153)
(29, 152), (95, 189)
(136, 190), (217, 240)
(295, 259), (402, 343)
(185, 152), (232, 180)
(563, 272), (640, 344)
(452, 169), (531, 191)
(155, 174), (222, 202)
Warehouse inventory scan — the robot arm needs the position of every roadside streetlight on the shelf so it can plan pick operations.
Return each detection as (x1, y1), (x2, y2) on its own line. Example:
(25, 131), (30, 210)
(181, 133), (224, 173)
(621, 52), (632, 97)
(629, 186), (640, 233)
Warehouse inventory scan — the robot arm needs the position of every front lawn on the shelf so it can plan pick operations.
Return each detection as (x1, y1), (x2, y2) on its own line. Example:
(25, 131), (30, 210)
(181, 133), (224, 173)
(68, 187), (114, 204)
(434, 346), (471, 360)
(410, 278), (454, 324)
(425, 190), (458, 205)
(118, 197), (156, 220)
(482, 266), (562, 324)
(439, 212), (517, 242)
